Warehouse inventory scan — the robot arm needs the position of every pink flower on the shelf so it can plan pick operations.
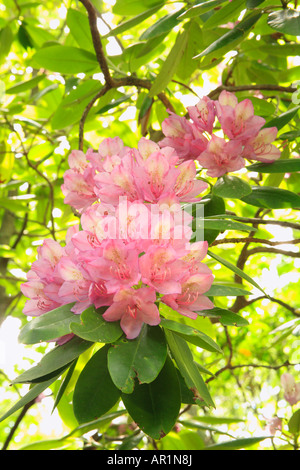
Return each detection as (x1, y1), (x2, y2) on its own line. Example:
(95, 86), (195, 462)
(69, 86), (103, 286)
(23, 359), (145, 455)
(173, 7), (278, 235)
(173, 160), (208, 202)
(242, 127), (281, 163)
(216, 91), (265, 142)
(139, 246), (185, 295)
(266, 417), (282, 436)
(160, 111), (208, 161)
(161, 273), (214, 319)
(102, 287), (160, 339)
(187, 96), (216, 134)
(61, 168), (98, 213)
(281, 373), (300, 406)
(197, 134), (245, 177)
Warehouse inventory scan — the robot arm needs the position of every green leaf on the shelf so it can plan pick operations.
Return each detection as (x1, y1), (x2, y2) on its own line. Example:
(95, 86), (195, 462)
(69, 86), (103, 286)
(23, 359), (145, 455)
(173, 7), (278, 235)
(212, 175), (252, 199)
(66, 8), (94, 51)
(246, 0), (266, 7)
(205, 436), (269, 450)
(5, 74), (46, 94)
(18, 303), (81, 345)
(32, 46), (98, 74)
(0, 374), (62, 424)
(263, 105), (300, 131)
(0, 25), (14, 60)
(200, 307), (249, 327)
(107, 325), (167, 394)
(149, 28), (189, 98)
(160, 319), (222, 353)
(241, 186), (300, 209)
(179, 0), (228, 20)
(205, 284), (252, 297)
(207, 250), (267, 296)
(268, 9), (300, 37)
(70, 306), (123, 343)
(203, 0), (245, 29)
(140, 8), (184, 41)
(121, 356), (181, 439)
(105, 4), (164, 37)
(12, 336), (93, 384)
(73, 345), (121, 424)
(197, 218), (257, 232)
(247, 159), (300, 174)
(165, 330), (214, 407)
(112, 0), (164, 16)
(288, 408), (300, 434)
(195, 12), (262, 59)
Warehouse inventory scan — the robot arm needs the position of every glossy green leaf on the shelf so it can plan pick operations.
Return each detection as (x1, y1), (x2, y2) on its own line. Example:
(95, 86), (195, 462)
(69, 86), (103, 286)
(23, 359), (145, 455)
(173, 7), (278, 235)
(198, 218), (257, 232)
(149, 29), (189, 98)
(18, 303), (81, 345)
(207, 250), (267, 296)
(203, 0), (245, 29)
(73, 345), (121, 424)
(140, 8), (184, 41)
(263, 105), (300, 131)
(70, 306), (123, 343)
(179, 0), (228, 20)
(241, 186), (300, 209)
(247, 159), (300, 174)
(200, 307), (249, 327)
(206, 284), (252, 297)
(268, 9), (300, 37)
(107, 325), (167, 394)
(213, 175), (252, 199)
(121, 356), (181, 439)
(195, 12), (262, 59)
(12, 336), (93, 384)
(160, 319), (222, 353)
(165, 330), (215, 407)
(32, 46), (98, 74)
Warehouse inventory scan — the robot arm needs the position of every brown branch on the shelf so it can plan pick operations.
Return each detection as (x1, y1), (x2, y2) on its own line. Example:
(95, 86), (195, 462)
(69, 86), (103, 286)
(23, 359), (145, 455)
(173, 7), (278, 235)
(78, 0), (114, 87)
(246, 246), (300, 258)
(211, 237), (300, 247)
(208, 84), (297, 100)
(245, 295), (300, 316)
(229, 216), (300, 232)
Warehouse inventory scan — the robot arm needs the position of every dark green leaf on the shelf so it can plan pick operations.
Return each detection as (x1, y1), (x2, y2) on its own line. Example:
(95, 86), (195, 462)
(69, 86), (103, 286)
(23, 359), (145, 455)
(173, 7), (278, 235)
(32, 46), (98, 74)
(246, 0), (266, 7)
(203, 0), (245, 29)
(70, 306), (123, 343)
(0, 374), (62, 424)
(241, 186), (300, 209)
(12, 336), (93, 384)
(140, 8), (184, 41)
(179, 0), (228, 20)
(268, 9), (300, 37)
(207, 250), (267, 295)
(195, 12), (262, 59)
(197, 218), (257, 232)
(200, 307), (249, 327)
(165, 330), (214, 407)
(263, 106), (300, 131)
(121, 356), (181, 439)
(107, 325), (167, 394)
(247, 159), (300, 174)
(73, 345), (121, 424)
(160, 319), (222, 353)
(19, 303), (81, 345)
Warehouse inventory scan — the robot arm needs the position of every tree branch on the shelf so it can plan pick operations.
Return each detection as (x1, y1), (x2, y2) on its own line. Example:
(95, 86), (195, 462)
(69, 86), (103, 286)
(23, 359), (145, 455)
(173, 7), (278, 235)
(208, 84), (297, 100)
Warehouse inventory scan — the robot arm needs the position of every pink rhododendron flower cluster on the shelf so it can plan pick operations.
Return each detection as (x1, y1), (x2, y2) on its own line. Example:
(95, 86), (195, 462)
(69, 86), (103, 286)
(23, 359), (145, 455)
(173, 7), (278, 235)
(22, 131), (215, 340)
(160, 91), (281, 177)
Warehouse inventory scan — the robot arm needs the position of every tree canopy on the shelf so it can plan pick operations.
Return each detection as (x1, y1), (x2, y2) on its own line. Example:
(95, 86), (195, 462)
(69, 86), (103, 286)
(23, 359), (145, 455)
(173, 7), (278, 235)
(0, 0), (300, 451)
